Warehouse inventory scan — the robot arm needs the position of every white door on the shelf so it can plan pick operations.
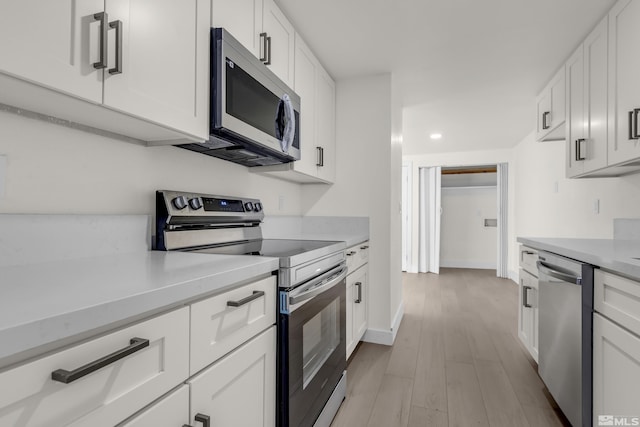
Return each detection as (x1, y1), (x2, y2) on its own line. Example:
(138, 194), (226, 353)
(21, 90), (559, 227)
(211, 0), (263, 58)
(262, 0), (295, 88)
(189, 327), (276, 427)
(401, 165), (410, 272)
(103, 0), (209, 141)
(0, 0), (103, 103)
(608, 0), (640, 165)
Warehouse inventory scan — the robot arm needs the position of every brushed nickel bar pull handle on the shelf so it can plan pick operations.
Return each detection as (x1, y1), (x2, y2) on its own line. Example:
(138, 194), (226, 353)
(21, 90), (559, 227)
(93, 11), (109, 69)
(51, 337), (149, 383)
(195, 414), (210, 427)
(576, 138), (586, 161)
(108, 20), (123, 75)
(346, 251), (357, 256)
(360, 245), (369, 250)
(355, 282), (362, 303)
(634, 108), (640, 139)
(265, 36), (272, 65)
(316, 146), (322, 166)
(259, 32), (268, 62)
(522, 286), (532, 308)
(227, 290), (265, 307)
(542, 111), (550, 130)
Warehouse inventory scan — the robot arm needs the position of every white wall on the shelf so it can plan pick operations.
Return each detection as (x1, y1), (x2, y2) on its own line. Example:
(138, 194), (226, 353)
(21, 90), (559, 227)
(0, 110), (302, 215)
(514, 131), (640, 240)
(302, 73), (403, 343)
(404, 148), (517, 277)
(440, 187), (497, 269)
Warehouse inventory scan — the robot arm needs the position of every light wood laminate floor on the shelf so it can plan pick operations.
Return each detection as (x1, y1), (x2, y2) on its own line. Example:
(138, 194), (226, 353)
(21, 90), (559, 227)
(331, 269), (569, 427)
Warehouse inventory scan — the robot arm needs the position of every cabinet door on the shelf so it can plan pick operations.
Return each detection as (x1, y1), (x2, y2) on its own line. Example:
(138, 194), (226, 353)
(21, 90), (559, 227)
(566, 45), (585, 177)
(346, 280), (354, 359)
(593, 313), (640, 419)
(262, 0), (295, 88)
(584, 17), (609, 173)
(120, 385), (189, 427)
(212, 0), (263, 58)
(0, 0), (103, 103)
(535, 91), (552, 141)
(352, 266), (368, 345)
(293, 33), (319, 177)
(608, 0), (640, 165)
(316, 66), (337, 183)
(102, 0), (209, 141)
(189, 327), (276, 427)
(518, 271), (532, 351)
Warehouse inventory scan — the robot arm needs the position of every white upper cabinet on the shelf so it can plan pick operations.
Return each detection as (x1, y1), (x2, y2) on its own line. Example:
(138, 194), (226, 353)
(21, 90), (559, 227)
(608, 0), (640, 166)
(212, 0), (294, 88)
(251, 32), (336, 183)
(316, 66), (337, 183)
(0, 0), (104, 103)
(262, 0), (295, 88)
(292, 34), (319, 177)
(0, 0), (210, 142)
(104, 0), (209, 140)
(566, 17), (608, 178)
(211, 0), (263, 57)
(536, 66), (566, 141)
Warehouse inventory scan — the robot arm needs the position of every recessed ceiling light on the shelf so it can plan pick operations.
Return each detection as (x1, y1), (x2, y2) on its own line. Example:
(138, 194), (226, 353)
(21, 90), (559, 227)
(430, 133), (442, 140)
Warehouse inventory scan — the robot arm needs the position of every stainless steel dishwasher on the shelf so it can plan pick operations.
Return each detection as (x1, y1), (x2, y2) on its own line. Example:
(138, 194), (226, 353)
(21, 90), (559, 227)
(537, 251), (594, 427)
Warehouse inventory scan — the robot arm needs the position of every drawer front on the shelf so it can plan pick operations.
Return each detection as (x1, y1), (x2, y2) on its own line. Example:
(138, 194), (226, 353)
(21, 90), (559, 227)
(595, 270), (640, 336)
(120, 385), (189, 427)
(0, 307), (189, 427)
(190, 276), (276, 374)
(346, 241), (369, 272)
(519, 246), (538, 276)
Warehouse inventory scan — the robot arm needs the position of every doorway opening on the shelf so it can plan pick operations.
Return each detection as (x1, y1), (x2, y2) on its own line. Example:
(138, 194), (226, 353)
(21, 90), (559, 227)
(403, 163), (508, 278)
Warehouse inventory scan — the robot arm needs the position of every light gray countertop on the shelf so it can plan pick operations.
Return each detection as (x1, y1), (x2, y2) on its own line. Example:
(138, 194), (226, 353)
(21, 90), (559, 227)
(272, 233), (368, 248)
(518, 237), (640, 280)
(0, 251), (279, 365)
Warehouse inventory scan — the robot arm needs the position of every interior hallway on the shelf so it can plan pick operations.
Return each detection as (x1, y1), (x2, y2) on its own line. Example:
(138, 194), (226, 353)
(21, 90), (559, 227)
(331, 269), (569, 427)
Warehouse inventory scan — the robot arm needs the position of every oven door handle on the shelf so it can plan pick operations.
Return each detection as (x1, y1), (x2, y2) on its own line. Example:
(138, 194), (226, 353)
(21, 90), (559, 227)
(289, 266), (348, 306)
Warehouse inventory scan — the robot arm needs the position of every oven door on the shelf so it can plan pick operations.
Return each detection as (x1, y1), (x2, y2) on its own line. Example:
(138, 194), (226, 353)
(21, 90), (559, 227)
(279, 264), (347, 427)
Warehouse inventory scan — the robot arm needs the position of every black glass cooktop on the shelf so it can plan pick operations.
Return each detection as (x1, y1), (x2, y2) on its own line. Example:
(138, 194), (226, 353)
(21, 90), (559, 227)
(187, 239), (340, 258)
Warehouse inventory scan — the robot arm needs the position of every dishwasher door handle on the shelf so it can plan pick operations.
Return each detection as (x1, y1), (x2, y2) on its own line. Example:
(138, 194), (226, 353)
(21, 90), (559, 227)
(537, 260), (582, 285)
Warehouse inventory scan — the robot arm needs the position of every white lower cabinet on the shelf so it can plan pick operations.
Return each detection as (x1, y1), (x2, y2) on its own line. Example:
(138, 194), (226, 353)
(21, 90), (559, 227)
(518, 268), (539, 362)
(593, 313), (640, 418)
(189, 326), (276, 427)
(0, 307), (190, 427)
(120, 385), (190, 427)
(346, 242), (369, 359)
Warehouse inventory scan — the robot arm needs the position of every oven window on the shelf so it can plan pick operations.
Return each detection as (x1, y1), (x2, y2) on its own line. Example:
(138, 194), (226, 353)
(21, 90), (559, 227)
(302, 296), (340, 389)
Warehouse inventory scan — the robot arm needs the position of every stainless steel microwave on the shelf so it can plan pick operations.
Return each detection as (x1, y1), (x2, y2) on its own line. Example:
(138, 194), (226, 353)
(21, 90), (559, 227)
(178, 28), (301, 167)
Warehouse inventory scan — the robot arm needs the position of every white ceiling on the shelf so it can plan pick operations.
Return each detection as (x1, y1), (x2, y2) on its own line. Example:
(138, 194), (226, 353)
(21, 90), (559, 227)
(275, 0), (615, 155)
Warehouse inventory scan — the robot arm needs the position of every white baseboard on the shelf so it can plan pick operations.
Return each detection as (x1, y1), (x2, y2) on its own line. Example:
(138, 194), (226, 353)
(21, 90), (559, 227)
(440, 260), (497, 269)
(362, 302), (404, 346)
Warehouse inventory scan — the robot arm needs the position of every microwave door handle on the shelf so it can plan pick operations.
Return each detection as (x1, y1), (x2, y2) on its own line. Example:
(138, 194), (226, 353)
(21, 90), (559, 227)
(289, 267), (347, 305)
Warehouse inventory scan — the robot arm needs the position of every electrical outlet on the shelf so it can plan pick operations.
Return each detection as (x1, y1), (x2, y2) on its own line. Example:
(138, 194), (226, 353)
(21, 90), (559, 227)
(593, 198), (600, 215)
(553, 181), (559, 193)
(0, 155), (6, 199)
(278, 195), (285, 211)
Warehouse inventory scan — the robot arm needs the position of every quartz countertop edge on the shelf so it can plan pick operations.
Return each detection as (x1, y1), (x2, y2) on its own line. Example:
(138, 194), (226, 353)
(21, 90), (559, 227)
(268, 233), (369, 248)
(518, 237), (640, 280)
(0, 251), (279, 363)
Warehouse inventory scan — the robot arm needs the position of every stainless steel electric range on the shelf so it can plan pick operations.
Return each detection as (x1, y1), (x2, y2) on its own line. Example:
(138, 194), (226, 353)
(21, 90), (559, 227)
(155, 190), (347, 427)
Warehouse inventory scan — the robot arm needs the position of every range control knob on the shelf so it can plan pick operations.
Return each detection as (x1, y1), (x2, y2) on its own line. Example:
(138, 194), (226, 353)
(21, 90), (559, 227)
(172, 196), (188, 210)
(189, 197), (203, 210)
(254, 202), (262, 212)
(244, 202), (254, 212)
